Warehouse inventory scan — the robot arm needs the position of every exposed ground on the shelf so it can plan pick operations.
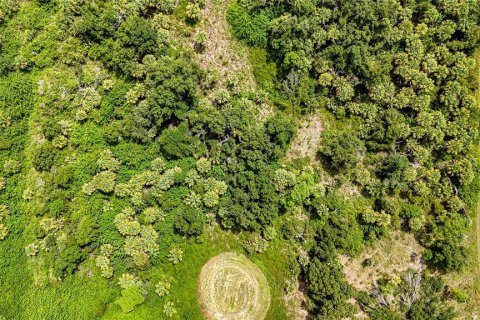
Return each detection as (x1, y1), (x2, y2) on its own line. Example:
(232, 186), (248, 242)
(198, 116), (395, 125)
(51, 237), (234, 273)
(283, 279), (308, 320)
(286, 115), (323, 162)
(193, 0), (273, 121)
(195, 0), (255, 91)
(198, 252), (271, 320)
(340, 231), (424, 292)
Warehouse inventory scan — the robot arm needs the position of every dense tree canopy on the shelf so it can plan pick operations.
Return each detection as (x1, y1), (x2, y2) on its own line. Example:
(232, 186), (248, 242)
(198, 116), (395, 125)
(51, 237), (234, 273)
(228, 0), (480, 318)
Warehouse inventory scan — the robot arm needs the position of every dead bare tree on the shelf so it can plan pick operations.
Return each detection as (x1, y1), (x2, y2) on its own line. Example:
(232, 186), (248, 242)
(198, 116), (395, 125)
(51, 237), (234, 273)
(400, 271), (422, 310)
(373, 282), (394, 307)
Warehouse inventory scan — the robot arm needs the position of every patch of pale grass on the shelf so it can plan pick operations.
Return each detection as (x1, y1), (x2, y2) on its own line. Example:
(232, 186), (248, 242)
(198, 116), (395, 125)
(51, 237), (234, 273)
(192, 0), (274, 121)
(198, 252), (271, 320)
(340, 231), (424, 292)
(195, 0), (256, 91)
(286, 115), (323, 162)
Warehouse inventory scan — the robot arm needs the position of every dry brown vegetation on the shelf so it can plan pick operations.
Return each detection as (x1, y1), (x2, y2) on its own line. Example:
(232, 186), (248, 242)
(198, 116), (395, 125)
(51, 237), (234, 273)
(193, 0), (273, 122)
(340, 231), (424, 292)
(198, 252), (271, 320)
(286, 115), (323, 162)
(194, 0), (255, 91)
(283, 279), (308, 320)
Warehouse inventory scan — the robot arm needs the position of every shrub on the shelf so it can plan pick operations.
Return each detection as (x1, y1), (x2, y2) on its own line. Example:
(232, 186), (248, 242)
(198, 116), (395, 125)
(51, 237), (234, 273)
(42, 118), (62, 140)
(25, 243), (39, 256)
(157, 0), (178, 14)
(0, 224), (8, 240)
(319, 132), (365, 172)
(96, 245), (114, 278)
(76, 215), (97, 246)
(242, 233), (268, 253)
(32, 143), (56, 172)
(424, 241), (467, 272)
(167, 247), (183, 264)
(203, 190), (219, 207)
(451, 288), (468, 303)
(163, 301), (177, 317)
(194, 31), (208, 53)
(54, 245), (85, 276)
(97, 150), (120, 172)
(226, 4), (269, 48)
(115, 288), (145, 314)
(118, 273), (142, 289)
(155, 278), (172, 297)
(3, 159), (21, 175)
(196, 157), (211, 174)
(0, 205), (10, 220)
(54, 166), (74, 188)
(82, 182), (97, 196)
(174, 207), (205, 237)
(140, 207), (164, 225)
(114, 211), (141, 236)
(185, 3), (201, 23)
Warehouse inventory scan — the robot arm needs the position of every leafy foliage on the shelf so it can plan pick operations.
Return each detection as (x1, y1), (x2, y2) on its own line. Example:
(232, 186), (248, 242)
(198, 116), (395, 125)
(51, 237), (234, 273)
(231, 0), (480, 274)
(0, 0), (477, 318)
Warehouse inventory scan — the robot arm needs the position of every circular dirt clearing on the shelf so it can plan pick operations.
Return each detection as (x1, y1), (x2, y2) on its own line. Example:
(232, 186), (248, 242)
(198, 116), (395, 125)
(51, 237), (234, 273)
(198, 252), (271, 320)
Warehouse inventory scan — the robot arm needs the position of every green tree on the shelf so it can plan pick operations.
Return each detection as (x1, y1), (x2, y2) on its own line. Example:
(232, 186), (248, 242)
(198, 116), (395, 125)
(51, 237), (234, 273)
(115, 288), (145, 314)
(174, 207), (205, 237)
(92, 171), (116, 193)
(76, 215), (97, 246)
(319, 132), (365, 172)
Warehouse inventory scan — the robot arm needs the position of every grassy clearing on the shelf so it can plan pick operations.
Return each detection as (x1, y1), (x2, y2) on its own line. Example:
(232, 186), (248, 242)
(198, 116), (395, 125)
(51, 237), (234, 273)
(198, 252), (271, 320)
(195, 0), (256, 92)
(192, 0), (274, 122)
(99, 225), (291, 319)
(285, 114), (323, 162)
(340, 231), (424, 292)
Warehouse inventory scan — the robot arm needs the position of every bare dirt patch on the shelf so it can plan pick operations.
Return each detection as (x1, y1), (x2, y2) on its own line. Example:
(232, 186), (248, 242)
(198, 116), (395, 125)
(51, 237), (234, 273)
(283, 278), (308, 320)
(340, 231), (424, 292)
(198, 252), (271, 320)
(286, 115), (323, 162)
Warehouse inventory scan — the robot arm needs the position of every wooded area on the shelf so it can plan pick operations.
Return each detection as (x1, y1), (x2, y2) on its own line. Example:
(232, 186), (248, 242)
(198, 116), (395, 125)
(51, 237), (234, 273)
(0, 0), (479, 319)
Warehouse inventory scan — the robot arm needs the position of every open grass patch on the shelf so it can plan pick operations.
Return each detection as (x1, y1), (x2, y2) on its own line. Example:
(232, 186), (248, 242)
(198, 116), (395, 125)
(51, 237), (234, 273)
(198, 252), (271, 320)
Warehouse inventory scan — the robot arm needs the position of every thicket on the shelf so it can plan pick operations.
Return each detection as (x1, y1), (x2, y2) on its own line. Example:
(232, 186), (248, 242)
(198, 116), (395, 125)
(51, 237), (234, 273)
(0, 0), (298, 318)
(229, 0), (480, 318)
